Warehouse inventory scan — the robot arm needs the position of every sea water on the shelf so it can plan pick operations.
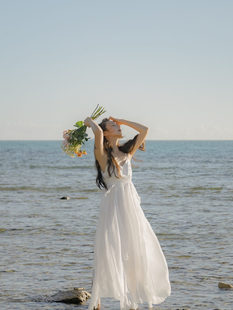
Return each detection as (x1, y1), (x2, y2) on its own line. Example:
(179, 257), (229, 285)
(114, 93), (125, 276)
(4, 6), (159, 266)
(0, 140), (233, 310)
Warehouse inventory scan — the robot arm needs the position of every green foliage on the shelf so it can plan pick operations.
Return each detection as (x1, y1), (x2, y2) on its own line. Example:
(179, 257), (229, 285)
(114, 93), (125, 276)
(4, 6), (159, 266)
(74, 121), (84, 128)
(62, 105), (106, 158)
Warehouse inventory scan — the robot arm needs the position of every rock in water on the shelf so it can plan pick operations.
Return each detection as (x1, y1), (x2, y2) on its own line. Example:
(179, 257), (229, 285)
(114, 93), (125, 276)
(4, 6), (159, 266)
(60, 196), (70, 200)
(218, 282), (233, 289)
(46, 287), (91, 304)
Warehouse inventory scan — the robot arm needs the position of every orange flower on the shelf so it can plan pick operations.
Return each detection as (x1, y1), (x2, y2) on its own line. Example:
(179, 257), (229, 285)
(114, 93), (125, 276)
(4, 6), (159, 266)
(82, 150), (87, 155)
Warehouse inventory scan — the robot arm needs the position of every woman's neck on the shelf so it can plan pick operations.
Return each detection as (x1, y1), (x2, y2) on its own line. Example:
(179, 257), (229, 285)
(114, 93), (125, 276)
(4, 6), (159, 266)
(107, 137), (119, 151)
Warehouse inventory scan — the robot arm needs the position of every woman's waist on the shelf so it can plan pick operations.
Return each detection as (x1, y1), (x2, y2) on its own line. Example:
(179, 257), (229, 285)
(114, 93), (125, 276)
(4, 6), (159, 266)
(104, 175), (132, 186)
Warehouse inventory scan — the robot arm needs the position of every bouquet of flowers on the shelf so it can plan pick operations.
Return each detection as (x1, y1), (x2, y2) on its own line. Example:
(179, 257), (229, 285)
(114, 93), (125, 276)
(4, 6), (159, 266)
(62, 105), (106, 157)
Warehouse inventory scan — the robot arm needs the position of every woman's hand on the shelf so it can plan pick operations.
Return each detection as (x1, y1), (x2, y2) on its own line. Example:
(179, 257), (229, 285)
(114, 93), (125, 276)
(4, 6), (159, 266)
(84, 117), (92, 128)
(109, 116), (123, 125)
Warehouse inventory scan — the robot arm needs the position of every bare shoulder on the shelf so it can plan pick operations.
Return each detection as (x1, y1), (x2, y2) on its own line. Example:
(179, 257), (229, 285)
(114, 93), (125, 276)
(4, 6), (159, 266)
(127, 152), (133, 160)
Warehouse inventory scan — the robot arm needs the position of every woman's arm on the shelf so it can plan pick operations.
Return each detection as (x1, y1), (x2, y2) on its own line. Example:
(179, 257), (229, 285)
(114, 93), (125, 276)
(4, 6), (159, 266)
(84, 117), (102, 134)
(109, 117), (148, 133)
(109, 116), (148, 156)
(84, 117), (104, 158)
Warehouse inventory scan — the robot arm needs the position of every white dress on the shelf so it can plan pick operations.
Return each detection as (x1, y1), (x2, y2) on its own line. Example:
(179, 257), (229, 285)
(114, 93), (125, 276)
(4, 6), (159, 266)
(88, 153), (171, 310)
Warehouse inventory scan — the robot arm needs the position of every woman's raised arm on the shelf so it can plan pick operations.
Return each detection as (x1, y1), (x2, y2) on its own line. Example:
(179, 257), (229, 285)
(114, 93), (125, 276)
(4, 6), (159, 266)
(109, 116), (148, 133)
(84, 117), (104, 157)
(109, 116), (148, 156)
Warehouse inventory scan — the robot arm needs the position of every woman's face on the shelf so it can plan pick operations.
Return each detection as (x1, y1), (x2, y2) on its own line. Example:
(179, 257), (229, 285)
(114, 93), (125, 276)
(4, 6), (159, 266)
(104, 120), (122, 138)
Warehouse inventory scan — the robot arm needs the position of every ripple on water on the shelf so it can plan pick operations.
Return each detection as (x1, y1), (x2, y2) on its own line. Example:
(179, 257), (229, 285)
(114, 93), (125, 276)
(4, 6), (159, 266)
(1, 140), (233, 309)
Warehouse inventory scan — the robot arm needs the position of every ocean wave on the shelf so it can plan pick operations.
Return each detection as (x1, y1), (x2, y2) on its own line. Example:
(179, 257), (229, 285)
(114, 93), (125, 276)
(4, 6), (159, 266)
(190, 186), (223, 191)
(0, 186), (73, 192)
(29, 165), (94, 170)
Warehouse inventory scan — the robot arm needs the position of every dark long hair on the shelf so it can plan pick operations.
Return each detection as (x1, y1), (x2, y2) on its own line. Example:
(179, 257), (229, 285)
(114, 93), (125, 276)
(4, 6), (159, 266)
(95, 118), (145, 190)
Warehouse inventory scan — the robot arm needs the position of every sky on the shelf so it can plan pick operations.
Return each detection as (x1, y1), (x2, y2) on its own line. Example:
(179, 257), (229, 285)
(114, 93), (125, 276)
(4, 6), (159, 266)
(0, 0), (233, 140)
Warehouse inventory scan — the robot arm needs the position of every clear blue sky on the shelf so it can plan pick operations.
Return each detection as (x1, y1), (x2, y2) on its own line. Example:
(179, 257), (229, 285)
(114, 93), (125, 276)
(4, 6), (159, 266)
(1, 0), (232, 140)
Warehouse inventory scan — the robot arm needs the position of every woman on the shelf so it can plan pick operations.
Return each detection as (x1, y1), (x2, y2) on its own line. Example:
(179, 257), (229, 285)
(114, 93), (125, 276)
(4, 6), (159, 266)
(84, 116), (171, 310)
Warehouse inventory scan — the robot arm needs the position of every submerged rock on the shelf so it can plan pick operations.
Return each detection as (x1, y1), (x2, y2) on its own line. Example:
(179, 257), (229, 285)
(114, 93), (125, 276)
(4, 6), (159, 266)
(218, 282), (233, 289)
(47, 287), (90, 304)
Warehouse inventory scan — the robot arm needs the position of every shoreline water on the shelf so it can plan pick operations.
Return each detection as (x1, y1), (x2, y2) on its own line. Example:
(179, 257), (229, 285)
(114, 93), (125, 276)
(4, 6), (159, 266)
(1, 140), (233, 309)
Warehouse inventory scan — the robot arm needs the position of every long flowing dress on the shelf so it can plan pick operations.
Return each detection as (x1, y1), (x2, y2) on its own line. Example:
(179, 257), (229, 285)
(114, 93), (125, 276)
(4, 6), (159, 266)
(88, 153), (171, 310)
